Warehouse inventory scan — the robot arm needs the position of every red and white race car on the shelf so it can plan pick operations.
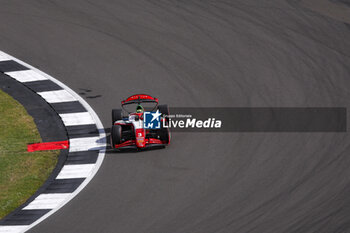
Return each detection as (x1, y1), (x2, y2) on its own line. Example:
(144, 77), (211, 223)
(111, 94), (170, 151)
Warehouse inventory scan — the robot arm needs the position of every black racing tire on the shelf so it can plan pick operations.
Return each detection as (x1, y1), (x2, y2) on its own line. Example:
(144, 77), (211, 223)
(111, 125), (122, 146)
(158, 104), (170, 144)
(112, 109), (123, 124)
(158, 104), (170, 129)
(158, 104), (169, 117)
(159, 127), (170, 144)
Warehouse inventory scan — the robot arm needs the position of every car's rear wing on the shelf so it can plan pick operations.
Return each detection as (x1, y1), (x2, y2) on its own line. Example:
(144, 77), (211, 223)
(121, 94), (159, 105)
(121, 94), (159, 113)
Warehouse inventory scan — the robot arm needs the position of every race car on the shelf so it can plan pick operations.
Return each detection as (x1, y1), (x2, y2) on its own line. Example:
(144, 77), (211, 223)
(111, 94), (170, 151)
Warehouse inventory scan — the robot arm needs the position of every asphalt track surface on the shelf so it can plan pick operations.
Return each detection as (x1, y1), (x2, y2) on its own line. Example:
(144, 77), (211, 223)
(1, 1), (350, 232)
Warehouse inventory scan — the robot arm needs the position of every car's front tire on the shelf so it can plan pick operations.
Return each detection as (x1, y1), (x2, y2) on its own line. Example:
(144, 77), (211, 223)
(159, 127), (170, 144)
(111, 125), (122, 147)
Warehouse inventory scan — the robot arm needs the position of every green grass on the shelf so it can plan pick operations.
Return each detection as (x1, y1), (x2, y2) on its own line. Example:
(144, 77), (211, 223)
(0, 90), (59, 219)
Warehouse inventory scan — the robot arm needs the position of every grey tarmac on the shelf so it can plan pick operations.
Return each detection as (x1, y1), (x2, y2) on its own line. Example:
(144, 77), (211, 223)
(0, 0), (350, 232)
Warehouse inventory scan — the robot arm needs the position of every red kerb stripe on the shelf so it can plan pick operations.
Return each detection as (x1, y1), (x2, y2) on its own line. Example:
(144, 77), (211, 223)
(27, 140), (69, 152)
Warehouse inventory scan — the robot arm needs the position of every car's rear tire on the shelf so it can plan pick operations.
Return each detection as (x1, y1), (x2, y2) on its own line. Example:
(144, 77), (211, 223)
(158, 104), (169, 118)
(112, 109), (123, 124)
(111, 125), (122, 147)
(158, 104), (170, 144)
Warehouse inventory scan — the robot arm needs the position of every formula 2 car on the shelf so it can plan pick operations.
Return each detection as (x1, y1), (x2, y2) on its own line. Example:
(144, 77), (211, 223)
(111, 94), (170, 151)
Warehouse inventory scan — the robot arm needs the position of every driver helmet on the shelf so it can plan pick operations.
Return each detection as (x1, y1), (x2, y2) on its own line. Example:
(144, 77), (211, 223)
(136, 104), (144, 113)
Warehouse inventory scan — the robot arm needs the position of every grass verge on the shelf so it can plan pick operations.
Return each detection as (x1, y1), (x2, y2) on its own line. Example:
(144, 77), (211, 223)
(0, 90), (59, 219)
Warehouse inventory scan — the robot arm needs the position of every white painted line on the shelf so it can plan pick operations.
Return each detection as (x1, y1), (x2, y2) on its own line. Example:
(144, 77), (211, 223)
(0, 50), (106, 233)
(23, 193), (71, 210)
(5, 70), (48, 83)
(0, 226), (28, 233)
(56, 164), (95, 179)
(69, 136), (105, 152)
(37, 90), (76, 103)
(0, 51), (11, 62)
(59, 112), (95, 126)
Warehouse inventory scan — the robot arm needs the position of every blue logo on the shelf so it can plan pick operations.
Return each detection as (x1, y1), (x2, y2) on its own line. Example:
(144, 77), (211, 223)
(143, 110), (161, 129)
